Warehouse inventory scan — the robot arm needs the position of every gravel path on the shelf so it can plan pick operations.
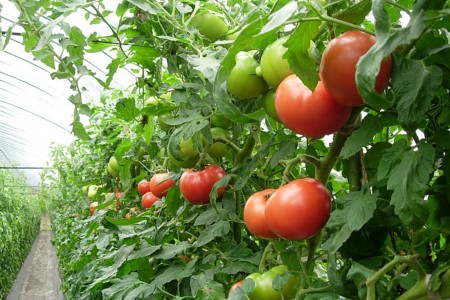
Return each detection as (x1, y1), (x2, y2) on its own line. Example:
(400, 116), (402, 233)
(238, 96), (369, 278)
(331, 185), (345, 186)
(7, 213), (64, 300)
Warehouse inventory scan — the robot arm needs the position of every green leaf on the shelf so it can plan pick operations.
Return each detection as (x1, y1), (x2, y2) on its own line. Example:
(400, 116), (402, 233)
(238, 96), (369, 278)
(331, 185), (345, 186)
(69, 26), (87, 46)
(151, 259), (197, 288)
(104, 215), (146, 226)
(378, 140), (435, 225)
(72, 111), (91, 140)
(284, 19), (321, 91)
(128, 244), (161, 260)
(391, 56), (442, 130)
(323, 190), (378, 253)
(196, 280), (226, 300)
(259, 1), (297, 35)
(332, 0), (372, 25)
(356, 0), (428, 109)
(195, 220), (230, 247)
(115, 98), (139, 121)
(194, 208), (227, 226)
(102, 273), (154, 300)
(340, 113), (397, 159)
(152, 241), (190, 260)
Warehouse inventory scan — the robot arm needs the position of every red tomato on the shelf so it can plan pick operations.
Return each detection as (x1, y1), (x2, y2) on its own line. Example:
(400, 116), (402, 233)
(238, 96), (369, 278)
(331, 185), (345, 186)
(89, 202), (98, 214)
(141, 192), (160, 209)
(265, 178), (331, 241)
(115, 191), (124, 199)
(244, 189), (278, 239)
(319, 30), (392, 107)
(138, 179), (151, 195)
(149, 173), (176, 198)
(179, 165), (226, 205)
(275, 75), (352, 138)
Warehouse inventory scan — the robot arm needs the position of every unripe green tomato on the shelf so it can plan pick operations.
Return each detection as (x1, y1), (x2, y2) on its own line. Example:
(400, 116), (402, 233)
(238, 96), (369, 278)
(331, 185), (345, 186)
(246, 265), (299, 300)
(180, 138), (200, 158)
(107, 164), (119, 178)
(168, 151), (199, 168)
(87, 185), (99, 199)
(260, 36), (294, 88)
(207, 127), (229, 158)
(211, 113), (233, 129)
(109, 156), (119, 171)
(226, 51), (269, 100)
(191, 12), (228, 42)
(261, 89), (281, 122)
(157, 112), (174, 131)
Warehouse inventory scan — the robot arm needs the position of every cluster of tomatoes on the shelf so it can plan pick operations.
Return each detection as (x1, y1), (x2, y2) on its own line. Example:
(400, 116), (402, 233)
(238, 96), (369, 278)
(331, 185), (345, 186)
(227, 30), (392, 139)
(244, 178), (331, 242)
(138, 165), (226, 208)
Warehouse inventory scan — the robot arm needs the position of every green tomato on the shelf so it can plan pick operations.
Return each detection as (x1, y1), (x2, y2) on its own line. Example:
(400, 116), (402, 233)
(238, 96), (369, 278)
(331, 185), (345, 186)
(261, 89), (281, 122)
(87, 185), (99, 199)
(157, 112), (174, 131)
(191, 12), (228, 42)
(168, 150), (199, 168)
(246, 265), (299, 300)
(180, 138), (200, 158)
(226, 51), (268, 100)
(109, 156), (119, 171)
(207, 127), (229, 158)
(211, 113), (232, 129)
(260, 36), (294, 88)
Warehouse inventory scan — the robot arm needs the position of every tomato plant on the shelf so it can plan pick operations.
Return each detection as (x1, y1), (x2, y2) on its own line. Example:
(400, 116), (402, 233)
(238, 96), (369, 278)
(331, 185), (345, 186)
(260, 36), (293, 88)
(149, 172), (175, 198)
(141, 192), (160, 209)
(211, 113), (232, 129)
(243, 189), (278, 239)
(265, 178), (331, 241)
(246, 265), (298, 300)
(260, 89), (280, 122)
(226, 51), (268, 100)
(179, 165), (226, 205)
(319, 30), (393, 107)
(275, 74), (352, 138)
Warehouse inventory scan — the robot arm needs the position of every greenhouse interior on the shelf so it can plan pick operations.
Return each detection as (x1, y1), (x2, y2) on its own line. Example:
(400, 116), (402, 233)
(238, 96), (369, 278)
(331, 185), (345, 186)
(1, 1), (450, 299)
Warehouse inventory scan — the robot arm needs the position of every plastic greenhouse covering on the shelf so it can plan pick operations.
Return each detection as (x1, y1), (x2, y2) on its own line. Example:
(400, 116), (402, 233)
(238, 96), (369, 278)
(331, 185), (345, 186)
(0, 2), (134, 187)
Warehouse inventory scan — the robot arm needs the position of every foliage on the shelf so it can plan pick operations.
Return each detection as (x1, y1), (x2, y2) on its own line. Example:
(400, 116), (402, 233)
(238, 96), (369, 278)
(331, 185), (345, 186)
(0, 168), (42, 299)
(7, 0), (450, 299)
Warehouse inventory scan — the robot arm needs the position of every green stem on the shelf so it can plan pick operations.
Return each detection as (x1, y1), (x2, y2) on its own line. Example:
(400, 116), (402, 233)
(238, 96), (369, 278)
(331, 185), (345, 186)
(233, 191), (243, 244)
(258, 241), (274, 273)
(234, 124), (258, 166)
(316, 108), (363, 184)
(295, 285), (332, 299)
(213, 136), (241, 154)
(280, 154), (321, 184)
(348, 151), (362, 191)
(365, 255), (420, 300)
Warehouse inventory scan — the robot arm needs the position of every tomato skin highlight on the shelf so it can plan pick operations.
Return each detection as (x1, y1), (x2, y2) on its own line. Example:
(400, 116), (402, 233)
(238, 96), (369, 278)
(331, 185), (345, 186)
(244, 189), (278, 239)
(275, 74), (352, 138)
(319, 30), (392, 107)
(138, 179), (151, 195)
(179, 165), (226, 205)
(265, 178), (331, 241)
(141, 192), (160, 209)
(149, 173), (175, 198)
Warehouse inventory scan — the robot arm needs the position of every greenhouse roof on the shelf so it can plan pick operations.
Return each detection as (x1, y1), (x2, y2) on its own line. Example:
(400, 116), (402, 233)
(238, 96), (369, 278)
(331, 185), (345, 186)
(0, 2), (135, 188)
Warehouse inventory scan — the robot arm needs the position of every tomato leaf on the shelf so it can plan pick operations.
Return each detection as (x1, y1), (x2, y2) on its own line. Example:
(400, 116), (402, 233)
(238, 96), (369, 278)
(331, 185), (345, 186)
(284, 19), (321, 91)
(195, 220), (230, 247)
(355, 0), (428, 109)
(391, 56), (443, 130)
(151, 259), (197, 288)
(259, 1), (297, 35)
(196, 280), (225, 300)
(323, 190), (378, 253)
(378, 140), (435, 225)
(332, 0), (372, 25)
(72, 110), (91, 140)
(340, 112), (397, 159)
(194, 207), (228, 226)
(101, 273), (154, 300)
(104, 215), (146, 226)
(152, 241), (190, 260)
(115, 98), (139, 121)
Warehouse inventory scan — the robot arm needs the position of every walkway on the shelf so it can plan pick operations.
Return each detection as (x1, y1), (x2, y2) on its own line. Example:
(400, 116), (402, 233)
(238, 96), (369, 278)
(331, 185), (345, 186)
(7, 213), (64, 300)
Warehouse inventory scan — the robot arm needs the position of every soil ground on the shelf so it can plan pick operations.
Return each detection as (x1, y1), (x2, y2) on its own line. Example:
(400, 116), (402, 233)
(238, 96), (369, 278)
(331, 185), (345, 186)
(7, 213), (64, 300)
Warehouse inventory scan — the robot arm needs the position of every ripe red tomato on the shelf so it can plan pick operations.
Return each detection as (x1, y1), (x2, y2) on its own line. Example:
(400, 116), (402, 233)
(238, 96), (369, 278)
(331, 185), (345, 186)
(138, 179), (151, 195)
(244, 189), (278, 239)
(265, 178), (331, 241)
(149, 173), (175, 198)
(89, 202), (98, 214)
(141, 192), (160, 209)
(319, 30), (392, 107)
(275, 74), (352, 138)
(179, 165), (226, 205)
